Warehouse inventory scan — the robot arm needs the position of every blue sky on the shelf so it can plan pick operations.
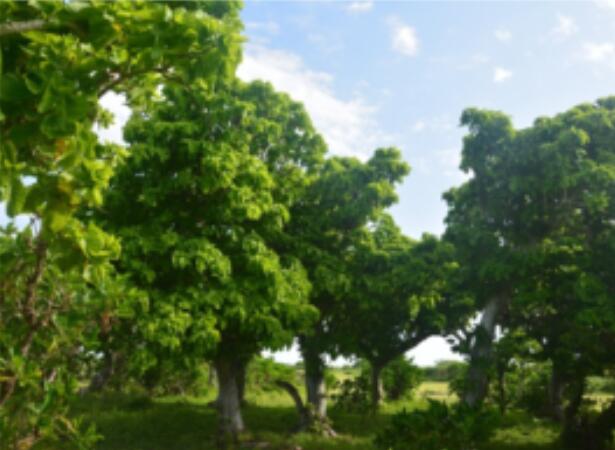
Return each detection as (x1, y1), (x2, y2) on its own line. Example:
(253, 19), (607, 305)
(239, 0), (615, 365)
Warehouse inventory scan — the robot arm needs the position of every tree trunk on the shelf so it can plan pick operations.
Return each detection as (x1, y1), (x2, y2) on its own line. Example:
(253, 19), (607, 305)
(237, 359), (247, 406)
(214, 357), (244, 447)
(276, 380), (312, 431)
(303, 349), (327, 419)
(83, 349), (122, 394)
(275, 379), (337, 437)
(462, 295), (508, 408)
(564, 376), (586, 429)
(370, 363), (384, 411)
(208, 363), (216, 387)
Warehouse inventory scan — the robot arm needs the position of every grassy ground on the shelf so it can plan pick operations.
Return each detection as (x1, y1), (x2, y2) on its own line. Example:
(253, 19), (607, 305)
(58, 380), (570, 450)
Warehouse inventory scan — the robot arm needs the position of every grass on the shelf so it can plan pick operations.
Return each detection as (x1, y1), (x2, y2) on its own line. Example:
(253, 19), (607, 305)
(58, 380), (574, 450)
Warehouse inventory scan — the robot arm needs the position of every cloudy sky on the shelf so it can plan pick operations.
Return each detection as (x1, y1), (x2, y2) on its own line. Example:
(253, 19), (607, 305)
(239, 0), (615, 365)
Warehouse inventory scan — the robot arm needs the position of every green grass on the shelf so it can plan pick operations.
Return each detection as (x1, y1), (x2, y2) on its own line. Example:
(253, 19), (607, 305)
(61, 380), (573, 450)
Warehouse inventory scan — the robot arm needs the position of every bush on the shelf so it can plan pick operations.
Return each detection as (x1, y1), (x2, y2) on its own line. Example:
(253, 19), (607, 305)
(383, 357), (423, 401)
(140, 361), (212, 397)
(331, 371), (371, 413)
(423, 360), (468, 382)
(246, 357), (297, 392)
(374, 400), (498, 450)
(587, 376), (615, 395)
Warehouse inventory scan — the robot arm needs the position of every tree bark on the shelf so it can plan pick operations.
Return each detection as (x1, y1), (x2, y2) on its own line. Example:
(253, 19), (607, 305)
(564, 376), (586, 429)
(275, 380), (311, 431)
(214, 357), (244, 446)
(370, 363), (384, 411)
(237, 359), (247, 406)
(462, 295), (508, 408)
(303, 349), (327, 419)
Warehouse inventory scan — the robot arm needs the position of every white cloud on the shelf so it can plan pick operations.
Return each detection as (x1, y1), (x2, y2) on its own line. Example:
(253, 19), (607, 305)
(388, 18), (419, 57)
(494, 28), (512, 42)
(238, 44), (392, 159)
(493, 66), (513, 83)
(551, 14), (578, 38)
(346, 1), (373, 13)
(583, 42), (615, 62)
(582, 42), (615, 70)
(595, 0), (615, 10)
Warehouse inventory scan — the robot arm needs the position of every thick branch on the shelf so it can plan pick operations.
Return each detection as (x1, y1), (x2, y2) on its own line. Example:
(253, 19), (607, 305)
(0, 19), (46, 38)
(275, 380), (307, 416)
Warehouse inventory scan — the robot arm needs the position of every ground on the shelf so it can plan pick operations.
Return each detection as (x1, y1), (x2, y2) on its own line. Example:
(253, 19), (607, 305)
(56, 379), (571, 450)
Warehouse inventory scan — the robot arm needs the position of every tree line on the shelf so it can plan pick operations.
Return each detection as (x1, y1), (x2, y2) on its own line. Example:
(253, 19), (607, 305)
(1, 2), (614, 449)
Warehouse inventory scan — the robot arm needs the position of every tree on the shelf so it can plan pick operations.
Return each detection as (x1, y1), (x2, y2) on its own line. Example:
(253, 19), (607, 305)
(0, 1), (242, 447)
(339, 214), (471, 409)
(279, 150), (409, 424)
(445, 98), (615, 447)
(95, 80), (324, 443)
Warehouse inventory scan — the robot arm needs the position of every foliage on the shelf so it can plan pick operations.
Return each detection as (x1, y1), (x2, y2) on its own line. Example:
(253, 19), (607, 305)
(445, 97), (615, 413)
(339, 213), (471, 374)
(382, 357), (423, 401)
(246, 357), (297, 393)
(374, 400), (498, 450)
(332, 372), (371, 413)
(422, 360), (468, 383)
(283, 147), (410, 416)
(139, 362), (213, 398)
(483, 359), (552, 417)
(0, 1), (242, 446)
(587, 377), (615, 395)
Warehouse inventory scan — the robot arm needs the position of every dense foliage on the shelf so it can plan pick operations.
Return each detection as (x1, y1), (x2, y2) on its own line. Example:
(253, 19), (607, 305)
(0, 1), (242, 447)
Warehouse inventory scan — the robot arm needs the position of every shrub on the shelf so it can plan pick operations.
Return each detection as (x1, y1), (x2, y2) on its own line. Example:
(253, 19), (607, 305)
(383, 357), (423, 401)
(332, 371), (371, 413)
(423, 360), (468, 382)
(374, 400), (498, 450)
(140, 361), (212, 397)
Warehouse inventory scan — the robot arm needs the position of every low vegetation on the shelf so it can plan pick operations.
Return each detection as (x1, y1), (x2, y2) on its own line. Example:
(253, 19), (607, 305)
(54, 362), (613, 450)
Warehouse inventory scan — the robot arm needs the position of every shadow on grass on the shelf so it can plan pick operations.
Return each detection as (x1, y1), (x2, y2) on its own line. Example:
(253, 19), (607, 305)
(68, 394), (563, 450)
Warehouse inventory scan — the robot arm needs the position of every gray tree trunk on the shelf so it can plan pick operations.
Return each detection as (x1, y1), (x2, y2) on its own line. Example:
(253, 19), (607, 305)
(215, 358), (244, 445)
(370, 363), (384, 410)
(237, 360), (247, 406)
(303, 351), (327, 419)
(462, 295), (508, 408)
